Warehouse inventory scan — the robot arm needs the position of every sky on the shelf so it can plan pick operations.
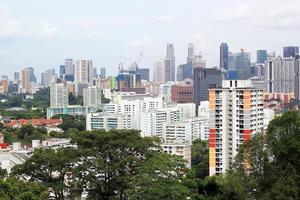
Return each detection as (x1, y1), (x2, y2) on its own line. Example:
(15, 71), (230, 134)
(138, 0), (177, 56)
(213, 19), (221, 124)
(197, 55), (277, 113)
(0, 0), (300, 80)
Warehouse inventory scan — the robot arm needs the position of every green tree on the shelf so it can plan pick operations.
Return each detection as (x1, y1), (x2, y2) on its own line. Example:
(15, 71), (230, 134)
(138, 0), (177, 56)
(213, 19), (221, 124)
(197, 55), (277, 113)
(52, 115), (86, 131)
(127, 152), (191, 200)
(231, 111), (300, 199)
(0, 177), (49, 200)
(191, 139), (209, 179)
(12, 148), (81, 200)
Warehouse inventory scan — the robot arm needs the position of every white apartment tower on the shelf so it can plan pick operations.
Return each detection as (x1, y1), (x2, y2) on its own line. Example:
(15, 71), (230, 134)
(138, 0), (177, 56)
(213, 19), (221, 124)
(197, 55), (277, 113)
(209, 80), (264, 176)
(83, 86), (102, 109)
(50, 83), (69, 108)
(75, 60), (93, 84)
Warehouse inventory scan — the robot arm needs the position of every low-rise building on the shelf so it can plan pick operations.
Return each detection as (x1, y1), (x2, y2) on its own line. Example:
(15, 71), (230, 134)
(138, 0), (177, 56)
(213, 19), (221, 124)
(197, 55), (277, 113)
(86, 113), (133, 131)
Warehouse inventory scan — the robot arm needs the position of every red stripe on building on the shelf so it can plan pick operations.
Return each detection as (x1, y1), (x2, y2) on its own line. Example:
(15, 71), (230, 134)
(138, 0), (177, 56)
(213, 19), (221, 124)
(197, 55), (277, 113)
(243, 129), (252, 142)
(209, 128), (216, 148)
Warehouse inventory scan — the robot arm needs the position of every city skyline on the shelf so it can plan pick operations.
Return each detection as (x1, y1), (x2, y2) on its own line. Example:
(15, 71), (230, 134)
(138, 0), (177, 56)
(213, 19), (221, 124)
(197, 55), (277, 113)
(0, 0), (299, 79)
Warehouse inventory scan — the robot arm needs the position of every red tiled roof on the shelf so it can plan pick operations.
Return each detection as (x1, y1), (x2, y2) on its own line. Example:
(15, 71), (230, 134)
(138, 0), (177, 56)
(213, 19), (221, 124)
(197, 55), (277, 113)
(4, 118), (63, 127)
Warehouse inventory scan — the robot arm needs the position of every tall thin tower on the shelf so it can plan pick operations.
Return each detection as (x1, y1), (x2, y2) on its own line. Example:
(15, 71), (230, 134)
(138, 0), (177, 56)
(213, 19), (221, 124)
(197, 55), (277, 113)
(165, 44), (175, 82)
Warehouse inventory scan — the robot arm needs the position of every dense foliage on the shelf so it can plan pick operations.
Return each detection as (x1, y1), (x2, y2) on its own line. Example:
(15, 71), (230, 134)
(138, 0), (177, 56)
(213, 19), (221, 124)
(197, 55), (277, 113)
(52, 114), (86, 131)
(2, 124), (49, 144)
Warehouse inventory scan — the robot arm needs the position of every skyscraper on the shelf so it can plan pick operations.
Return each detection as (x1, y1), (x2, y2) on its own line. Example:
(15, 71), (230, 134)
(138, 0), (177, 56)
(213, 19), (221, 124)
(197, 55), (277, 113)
(166, 44), (175, 81)
(41, 69), (55, 87)
(256, 50), (267, 64)
(153, 60), (165, 83)
(93, 68), (98, 79)
(100, 67), (106, 78)
(65, 59), (74, 75)
(14, 72), (20, 83)
(75, 60), (93, 84)
(28, 67), (36, 83)
(234, 51), (251, 79)
(209, 80), (264, 175)
(137, 68), (150, 81)
(21, 67), (32, 93)
(59, 65), (66, 79)
(187, 43), (194, 63)
(193, 67), (222, 108)
(283, 46), (299, 58)
(50, 83), (69, 108)
(220, 43), (229, 70)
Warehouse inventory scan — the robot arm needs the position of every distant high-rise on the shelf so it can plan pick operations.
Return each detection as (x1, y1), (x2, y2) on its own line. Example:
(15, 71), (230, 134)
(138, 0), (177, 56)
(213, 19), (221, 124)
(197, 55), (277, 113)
(93, 68), (98, 79)
(100, 67), (106, 78)
(228, 52), (235, 69)
(41, 69), (55, 87)
(265, 56), (294, 93)
(65, 59), (74, 75)
(75, 60), (93, 84)
(153, 60), (165, 83)
(187, 43), (194, 63)
(220, 43), (229, 70)
(166, 44), (175, 82)
(256, 50), (267, 64)
(50, 83), (69, 108)
(177, 63), (193, 81)
(234, 51), (251, 79)
(59, 65), (66, 78)
(283, 46), (299, 58)
(21, 67), (32, 93)
(83, 86), (102, 109)
(294, 56), (300, 101)
(28, 67), (36, 83)
(14, 72), (20, 83)
(193, 67), (222, 108)
(137, 68), (150, 81)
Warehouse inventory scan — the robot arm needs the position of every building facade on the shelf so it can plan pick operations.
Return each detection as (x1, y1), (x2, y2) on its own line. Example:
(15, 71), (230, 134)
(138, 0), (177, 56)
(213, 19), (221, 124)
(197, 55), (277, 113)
(208, 80), (264, 176)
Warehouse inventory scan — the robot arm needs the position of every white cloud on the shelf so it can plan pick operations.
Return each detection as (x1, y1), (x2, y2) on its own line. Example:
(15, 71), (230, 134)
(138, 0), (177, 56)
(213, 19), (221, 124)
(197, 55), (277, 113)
(36, 21), (58, 40)
(156, 16), (176, 24)
(125, 35), (154, 48)
(186, 33), (207, 47)
(211, 0), (300, 30)
(0, 18), (24, 38)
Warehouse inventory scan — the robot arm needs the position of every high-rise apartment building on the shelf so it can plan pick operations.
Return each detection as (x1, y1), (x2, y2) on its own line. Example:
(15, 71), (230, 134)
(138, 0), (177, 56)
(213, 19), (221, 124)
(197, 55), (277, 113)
(265, 56), (295, 93)
(21, 67), (32, 93)
(166, 44), (175, 82)
(83, 86), (102, 109)
(50, 83), (69, 108)
(256, 50), (267, 64)
(75, 60), (93, 84)
(283, 46), (299, 58)
(220, 43), (229, 70)
(294, 56), (300, 101)
(209, 80), (264, 176)
(193, 68), (222, 108)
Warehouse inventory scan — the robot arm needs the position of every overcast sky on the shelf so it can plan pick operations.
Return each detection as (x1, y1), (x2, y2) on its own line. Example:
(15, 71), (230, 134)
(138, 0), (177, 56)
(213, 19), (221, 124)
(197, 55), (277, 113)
(0, 0), (299, 80)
